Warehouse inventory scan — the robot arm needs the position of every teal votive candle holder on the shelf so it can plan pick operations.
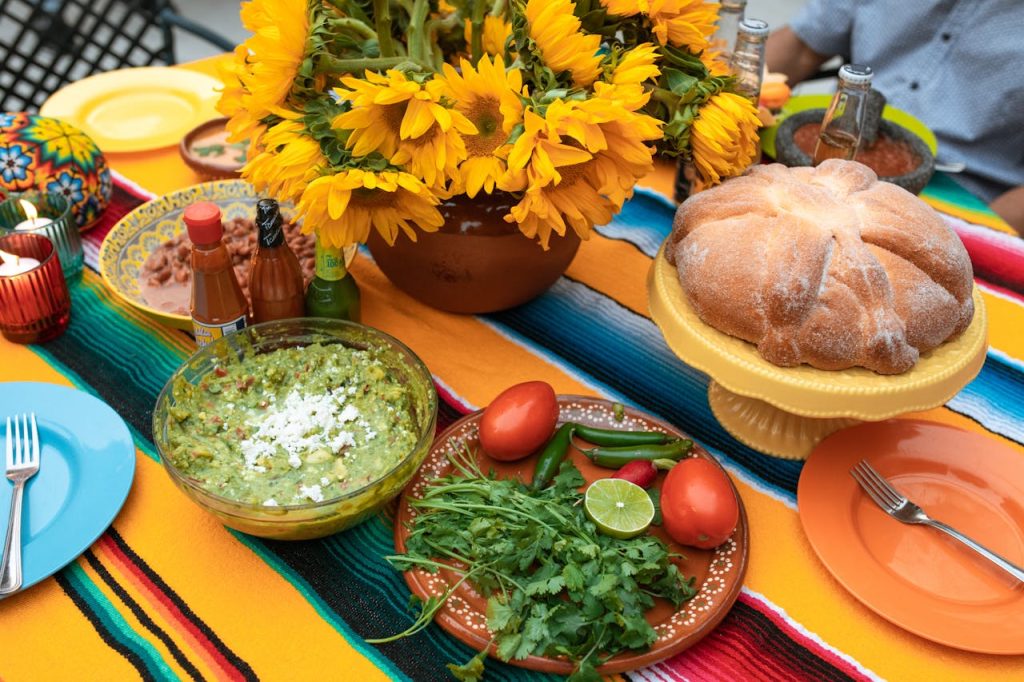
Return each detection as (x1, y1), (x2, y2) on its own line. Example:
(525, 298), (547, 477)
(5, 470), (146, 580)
(0, 191), (83, 279)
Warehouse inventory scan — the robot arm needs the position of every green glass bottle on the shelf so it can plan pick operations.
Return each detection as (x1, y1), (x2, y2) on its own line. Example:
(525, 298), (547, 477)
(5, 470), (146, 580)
(305, 239), (361, 322)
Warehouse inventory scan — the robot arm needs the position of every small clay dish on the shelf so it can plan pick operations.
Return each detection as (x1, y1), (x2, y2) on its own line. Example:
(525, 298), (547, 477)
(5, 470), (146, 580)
(179, 118), (247, 180)
(775, 109), (935, 195)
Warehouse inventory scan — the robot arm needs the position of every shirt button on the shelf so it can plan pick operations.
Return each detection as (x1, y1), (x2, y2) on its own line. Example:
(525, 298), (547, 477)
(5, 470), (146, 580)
(941, 32), (952, 41)
(910, 82), (920, 91)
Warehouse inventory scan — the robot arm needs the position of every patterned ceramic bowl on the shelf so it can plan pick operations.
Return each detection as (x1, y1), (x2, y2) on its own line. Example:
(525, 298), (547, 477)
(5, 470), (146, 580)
(99, 179), (354, 330)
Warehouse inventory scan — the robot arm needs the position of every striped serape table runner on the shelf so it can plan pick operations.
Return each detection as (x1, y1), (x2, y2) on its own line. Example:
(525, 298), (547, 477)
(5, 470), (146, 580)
(1, 60), (1022, 682)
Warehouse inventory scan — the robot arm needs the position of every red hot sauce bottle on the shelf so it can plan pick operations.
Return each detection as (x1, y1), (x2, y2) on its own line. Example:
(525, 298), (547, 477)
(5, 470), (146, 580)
(249, 198), (305, 323)
(184, 202), (248, 346)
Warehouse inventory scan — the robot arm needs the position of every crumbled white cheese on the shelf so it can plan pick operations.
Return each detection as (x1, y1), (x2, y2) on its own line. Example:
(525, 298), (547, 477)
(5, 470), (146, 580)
(263, 498), (278, 507)
(298, 484), (324, 503)
(320, 476), (330, 486)
(239, 388), (360, 473)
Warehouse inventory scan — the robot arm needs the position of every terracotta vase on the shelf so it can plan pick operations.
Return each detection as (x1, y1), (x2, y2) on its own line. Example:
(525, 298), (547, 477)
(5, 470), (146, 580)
(366, 192), (580, 314)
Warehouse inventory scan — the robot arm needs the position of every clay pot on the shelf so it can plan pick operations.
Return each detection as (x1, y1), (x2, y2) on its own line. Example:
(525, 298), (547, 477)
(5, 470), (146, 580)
(366, 192), (580, 314)
(775, 109), (935, 195)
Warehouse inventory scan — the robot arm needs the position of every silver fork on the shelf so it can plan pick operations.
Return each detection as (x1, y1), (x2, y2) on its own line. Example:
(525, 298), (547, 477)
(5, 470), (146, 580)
(1, 414), (40, 595)
(851, 460), (1024, 583)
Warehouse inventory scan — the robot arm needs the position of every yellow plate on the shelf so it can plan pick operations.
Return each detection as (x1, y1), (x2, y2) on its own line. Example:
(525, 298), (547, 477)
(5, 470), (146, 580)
(648, 245), (987, 458)
(99, 179), (356, 331)
(760, 94), (939, 159)
(40, 67), (221, 153)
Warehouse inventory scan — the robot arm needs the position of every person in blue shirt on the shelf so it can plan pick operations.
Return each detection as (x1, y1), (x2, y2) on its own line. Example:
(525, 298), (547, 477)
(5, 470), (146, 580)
(766, 0), (1024, 234)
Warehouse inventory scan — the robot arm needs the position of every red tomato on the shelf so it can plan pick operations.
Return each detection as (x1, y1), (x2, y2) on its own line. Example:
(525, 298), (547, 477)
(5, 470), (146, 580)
(661, 457), (739, 549)
(479, 382), (559, 461)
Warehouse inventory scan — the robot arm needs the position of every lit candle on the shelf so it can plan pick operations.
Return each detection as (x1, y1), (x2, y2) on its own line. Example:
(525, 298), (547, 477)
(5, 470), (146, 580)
(0, 248), (40, 276)
(12, 199), (53, 231)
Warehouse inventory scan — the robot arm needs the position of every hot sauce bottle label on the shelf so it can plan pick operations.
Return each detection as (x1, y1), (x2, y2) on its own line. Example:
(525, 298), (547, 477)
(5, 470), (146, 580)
(193, 315), (246, 347)
(315, 245), (347, 282)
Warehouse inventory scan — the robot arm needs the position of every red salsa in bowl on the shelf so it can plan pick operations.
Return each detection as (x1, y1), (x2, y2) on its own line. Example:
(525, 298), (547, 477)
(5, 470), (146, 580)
(793, 123), (921, 178)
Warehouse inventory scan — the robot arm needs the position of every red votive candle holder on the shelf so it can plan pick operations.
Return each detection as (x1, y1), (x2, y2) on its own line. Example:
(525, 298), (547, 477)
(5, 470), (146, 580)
(0, 233), (71, 344)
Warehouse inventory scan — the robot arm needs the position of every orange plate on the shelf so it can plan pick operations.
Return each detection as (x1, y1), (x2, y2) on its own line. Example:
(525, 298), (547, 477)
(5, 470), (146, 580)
(394, 396), (749, 675)
(799, 420), (1024, 654)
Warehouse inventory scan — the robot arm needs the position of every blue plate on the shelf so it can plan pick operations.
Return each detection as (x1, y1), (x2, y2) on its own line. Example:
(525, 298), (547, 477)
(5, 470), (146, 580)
(0, 382), (134, 595)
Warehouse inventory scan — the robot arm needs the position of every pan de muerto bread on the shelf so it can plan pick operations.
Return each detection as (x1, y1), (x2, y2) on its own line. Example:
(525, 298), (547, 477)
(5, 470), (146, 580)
(665, 160), (974, 375)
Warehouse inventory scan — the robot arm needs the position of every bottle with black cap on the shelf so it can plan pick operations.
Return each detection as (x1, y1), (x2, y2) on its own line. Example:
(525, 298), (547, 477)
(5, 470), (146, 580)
(250, 198), (305, 323)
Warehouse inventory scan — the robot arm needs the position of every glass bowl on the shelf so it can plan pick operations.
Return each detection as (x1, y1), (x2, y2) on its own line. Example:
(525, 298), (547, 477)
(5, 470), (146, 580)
(152, 318), (437, 540)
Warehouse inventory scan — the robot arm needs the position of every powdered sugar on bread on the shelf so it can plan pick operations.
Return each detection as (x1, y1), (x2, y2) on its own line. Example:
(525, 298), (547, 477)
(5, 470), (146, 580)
(667, 160), (974, 375)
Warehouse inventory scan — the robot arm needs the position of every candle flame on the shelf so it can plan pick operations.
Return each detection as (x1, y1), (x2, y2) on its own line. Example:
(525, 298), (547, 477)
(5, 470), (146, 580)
(0, 248), (19, 267)
(18, 199), (38, 222)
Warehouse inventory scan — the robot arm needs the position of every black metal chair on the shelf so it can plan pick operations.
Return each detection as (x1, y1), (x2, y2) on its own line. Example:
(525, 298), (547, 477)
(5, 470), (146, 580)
(0, 0), (235, 112)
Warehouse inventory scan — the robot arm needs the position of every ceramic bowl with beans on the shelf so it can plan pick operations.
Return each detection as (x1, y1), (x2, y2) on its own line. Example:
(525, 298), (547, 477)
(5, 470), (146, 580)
(99, 180), (355, 330)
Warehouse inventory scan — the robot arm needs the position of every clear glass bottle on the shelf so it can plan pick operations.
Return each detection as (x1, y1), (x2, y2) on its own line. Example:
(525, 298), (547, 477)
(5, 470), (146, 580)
(305, 239), (361, 322)
(729, 18), (769, 104)
(710, 0), (747, 66)
(812, 64), (874, 165)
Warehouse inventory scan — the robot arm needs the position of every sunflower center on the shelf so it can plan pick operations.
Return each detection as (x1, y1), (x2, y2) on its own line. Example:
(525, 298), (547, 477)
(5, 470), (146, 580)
(381, 103), (406, 134)
(353, 187), (396, 207)
(557, 160), (589, 187)
(463, 98), (506, 157)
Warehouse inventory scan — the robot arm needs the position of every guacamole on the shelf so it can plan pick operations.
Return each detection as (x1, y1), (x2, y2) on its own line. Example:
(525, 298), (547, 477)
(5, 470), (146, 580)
(164, 343), (419, 506)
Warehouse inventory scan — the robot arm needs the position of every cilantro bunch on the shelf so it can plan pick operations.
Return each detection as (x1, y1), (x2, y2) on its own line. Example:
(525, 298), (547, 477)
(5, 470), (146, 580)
(378, 447), (696, 681)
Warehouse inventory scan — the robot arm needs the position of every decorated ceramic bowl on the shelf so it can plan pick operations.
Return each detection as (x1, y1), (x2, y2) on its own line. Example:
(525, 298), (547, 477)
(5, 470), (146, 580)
(98, 179), (355, 330)
(0, 113), (111, 230)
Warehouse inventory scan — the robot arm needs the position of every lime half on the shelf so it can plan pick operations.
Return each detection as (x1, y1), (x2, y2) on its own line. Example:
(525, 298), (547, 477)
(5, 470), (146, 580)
(584, 478), (655, 539)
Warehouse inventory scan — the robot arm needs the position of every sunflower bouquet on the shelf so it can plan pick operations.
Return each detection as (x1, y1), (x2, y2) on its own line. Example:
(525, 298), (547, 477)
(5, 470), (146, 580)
(218, 0), (760, 250)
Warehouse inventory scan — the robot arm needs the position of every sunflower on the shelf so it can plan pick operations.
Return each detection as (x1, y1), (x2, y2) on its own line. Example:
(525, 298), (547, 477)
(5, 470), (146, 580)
(690, 91), (760, 189)
(600, 0), (718, 51)
(464, 15), (513, 56)
(439, 56), (525, 197)
(243, 116), (326, 203)
(237, 0), (309, 116)
(333, 71), (475, 187)
(611, 43), (661, 86)
(596, 43), (662, 112)
(505, 109), (594, 188)
(525, 0), (603, 87)
(700, 46), (732, 77)
(217, 46), (265, 144)
(504, 102), (660, 246)
(297, 169), (444, 247)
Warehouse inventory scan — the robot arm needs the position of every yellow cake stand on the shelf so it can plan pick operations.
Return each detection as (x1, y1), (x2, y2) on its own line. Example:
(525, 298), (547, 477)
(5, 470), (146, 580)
(648, 245), (988, 459)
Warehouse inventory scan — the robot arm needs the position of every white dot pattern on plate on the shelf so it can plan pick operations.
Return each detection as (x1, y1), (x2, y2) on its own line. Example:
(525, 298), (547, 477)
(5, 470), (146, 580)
(400, 400), (743, 648)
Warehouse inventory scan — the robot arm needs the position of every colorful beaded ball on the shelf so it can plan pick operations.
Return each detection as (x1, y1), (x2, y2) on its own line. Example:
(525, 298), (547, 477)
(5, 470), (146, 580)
(0, 112), (112, 230)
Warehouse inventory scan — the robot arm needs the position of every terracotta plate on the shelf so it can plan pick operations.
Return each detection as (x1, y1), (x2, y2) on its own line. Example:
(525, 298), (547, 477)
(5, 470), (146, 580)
(395, 396), (749, 675)
(799, 420), (1024, 654)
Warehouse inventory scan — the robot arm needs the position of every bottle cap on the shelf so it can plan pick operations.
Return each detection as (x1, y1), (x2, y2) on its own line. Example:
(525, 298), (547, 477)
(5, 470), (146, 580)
(839, 63), (873, 85)
(737, 18), (769, 37)
(256, 198), (285, 248)
(183, 202), (224, 245)
(721, 0), (747, 9)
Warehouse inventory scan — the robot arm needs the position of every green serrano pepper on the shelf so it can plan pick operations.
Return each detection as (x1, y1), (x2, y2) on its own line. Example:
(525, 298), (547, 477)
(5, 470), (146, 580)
(571, 423), (675, 447)
(583, 439), (693, 468)
(530, 423), (575, 489)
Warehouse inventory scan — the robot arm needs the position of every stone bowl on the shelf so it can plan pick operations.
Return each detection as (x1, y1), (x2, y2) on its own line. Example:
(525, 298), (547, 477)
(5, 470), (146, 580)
(775, 109), (935, 195)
